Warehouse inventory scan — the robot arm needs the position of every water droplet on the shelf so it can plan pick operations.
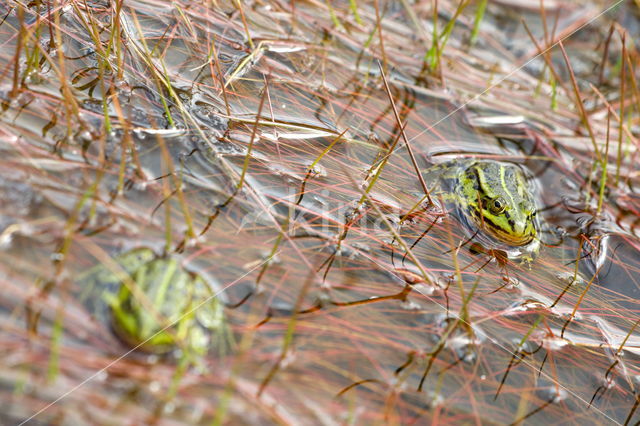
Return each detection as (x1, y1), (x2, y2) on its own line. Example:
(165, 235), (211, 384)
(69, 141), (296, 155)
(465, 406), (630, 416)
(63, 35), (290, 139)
(50, 252), (64, 261)
(536, 386), (568, 403)
(148, 381), (161, 393)
(400, 300), (421, 310)
(542, 335), (569, 351)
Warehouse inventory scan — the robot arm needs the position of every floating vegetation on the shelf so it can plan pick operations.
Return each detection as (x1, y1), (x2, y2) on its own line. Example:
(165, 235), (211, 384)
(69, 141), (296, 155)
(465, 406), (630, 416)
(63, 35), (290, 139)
(0, 0), (639, 424)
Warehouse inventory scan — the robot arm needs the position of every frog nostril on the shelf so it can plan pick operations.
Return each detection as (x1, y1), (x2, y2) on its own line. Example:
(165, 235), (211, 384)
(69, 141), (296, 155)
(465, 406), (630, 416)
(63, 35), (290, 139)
(520, 201), (534, 215)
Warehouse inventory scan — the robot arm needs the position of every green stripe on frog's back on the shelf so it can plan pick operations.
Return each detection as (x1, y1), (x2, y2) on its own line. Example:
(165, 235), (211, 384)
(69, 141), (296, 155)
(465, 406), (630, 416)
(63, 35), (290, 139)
(472, 163), (516, 233)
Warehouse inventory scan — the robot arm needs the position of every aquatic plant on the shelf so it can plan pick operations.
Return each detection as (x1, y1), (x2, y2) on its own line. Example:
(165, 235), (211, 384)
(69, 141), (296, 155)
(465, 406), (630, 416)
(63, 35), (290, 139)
(0, 0), (639, 424)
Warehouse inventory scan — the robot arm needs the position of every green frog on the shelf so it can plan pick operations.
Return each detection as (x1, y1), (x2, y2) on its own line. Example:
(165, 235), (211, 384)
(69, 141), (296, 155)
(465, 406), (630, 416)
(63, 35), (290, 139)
(427, 159), (541, 263)
(80, 248), (233, 356)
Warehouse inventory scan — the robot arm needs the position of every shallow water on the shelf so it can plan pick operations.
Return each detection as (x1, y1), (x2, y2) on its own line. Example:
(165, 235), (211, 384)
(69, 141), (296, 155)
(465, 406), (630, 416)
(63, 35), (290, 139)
(1, 1), (639, 424)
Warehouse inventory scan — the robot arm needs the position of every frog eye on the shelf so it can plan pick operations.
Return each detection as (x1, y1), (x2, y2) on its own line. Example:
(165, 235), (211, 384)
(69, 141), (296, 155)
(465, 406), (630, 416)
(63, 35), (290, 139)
(488, 197), (507, 215)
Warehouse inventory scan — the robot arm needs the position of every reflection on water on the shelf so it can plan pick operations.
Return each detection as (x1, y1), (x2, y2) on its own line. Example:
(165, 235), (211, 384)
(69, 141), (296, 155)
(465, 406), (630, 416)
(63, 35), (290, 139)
(0, 0), (639, 424)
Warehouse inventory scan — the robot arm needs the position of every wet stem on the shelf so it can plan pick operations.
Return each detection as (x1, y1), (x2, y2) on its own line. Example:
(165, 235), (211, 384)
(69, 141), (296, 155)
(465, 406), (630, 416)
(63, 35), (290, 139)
(10, 4), (24, 98)
(556, 40), (621, 214)
(522, 19), (565, 111)
(51, 1), (79, 141)
(349, 0), (362, 25)
(597, 111), (611, 215)
(615, 33), (627, 186)
(424, 0), (471, 73)
(233, 0), (254, 50)
(470, 0), (487, 45)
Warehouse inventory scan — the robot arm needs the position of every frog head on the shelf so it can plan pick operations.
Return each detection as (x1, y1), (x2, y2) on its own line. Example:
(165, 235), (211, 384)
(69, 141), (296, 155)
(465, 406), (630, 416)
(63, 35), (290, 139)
(457, 161), (538, 246)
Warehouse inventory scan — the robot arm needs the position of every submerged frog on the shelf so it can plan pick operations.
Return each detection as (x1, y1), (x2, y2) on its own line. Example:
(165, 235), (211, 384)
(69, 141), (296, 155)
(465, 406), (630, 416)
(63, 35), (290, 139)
(426, 160), (541, 263)
(80, 248), (232, 356)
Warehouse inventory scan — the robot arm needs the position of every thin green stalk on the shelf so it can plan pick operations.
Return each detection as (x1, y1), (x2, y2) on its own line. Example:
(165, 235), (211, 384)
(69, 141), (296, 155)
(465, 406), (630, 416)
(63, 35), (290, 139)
(233, 0), (254, 49)
(560, 264), (602, 338)
(238, 81), (269, 192)
(24, 1), (44, 81)
(558, 41), (600, 161)
(306, 129), (347, 172)
(174, 3), (198, 41)
(325, 0), (342, 28)
(425, 0), (440, 70)
(616, 33), (626, 185)
(521, 19), (567, 108)
(597, 111), (611, 215)
(438, 0), (470, 49)
(163, 163), (173, 252)
(425, 0), (470, 70)
(470, 0), (487, 45)
(129, 11), (175, 127)
(47, 308), (64, 382)
(110, 0), (126, 80)
(623, 51), (640, 120)
(349, 0), (362, 25)
(550, 72), (557, 110)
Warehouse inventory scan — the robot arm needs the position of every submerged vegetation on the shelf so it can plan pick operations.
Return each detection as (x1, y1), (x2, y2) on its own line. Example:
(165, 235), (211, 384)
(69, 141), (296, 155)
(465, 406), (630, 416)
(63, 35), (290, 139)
(0, 0), (640, 424)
